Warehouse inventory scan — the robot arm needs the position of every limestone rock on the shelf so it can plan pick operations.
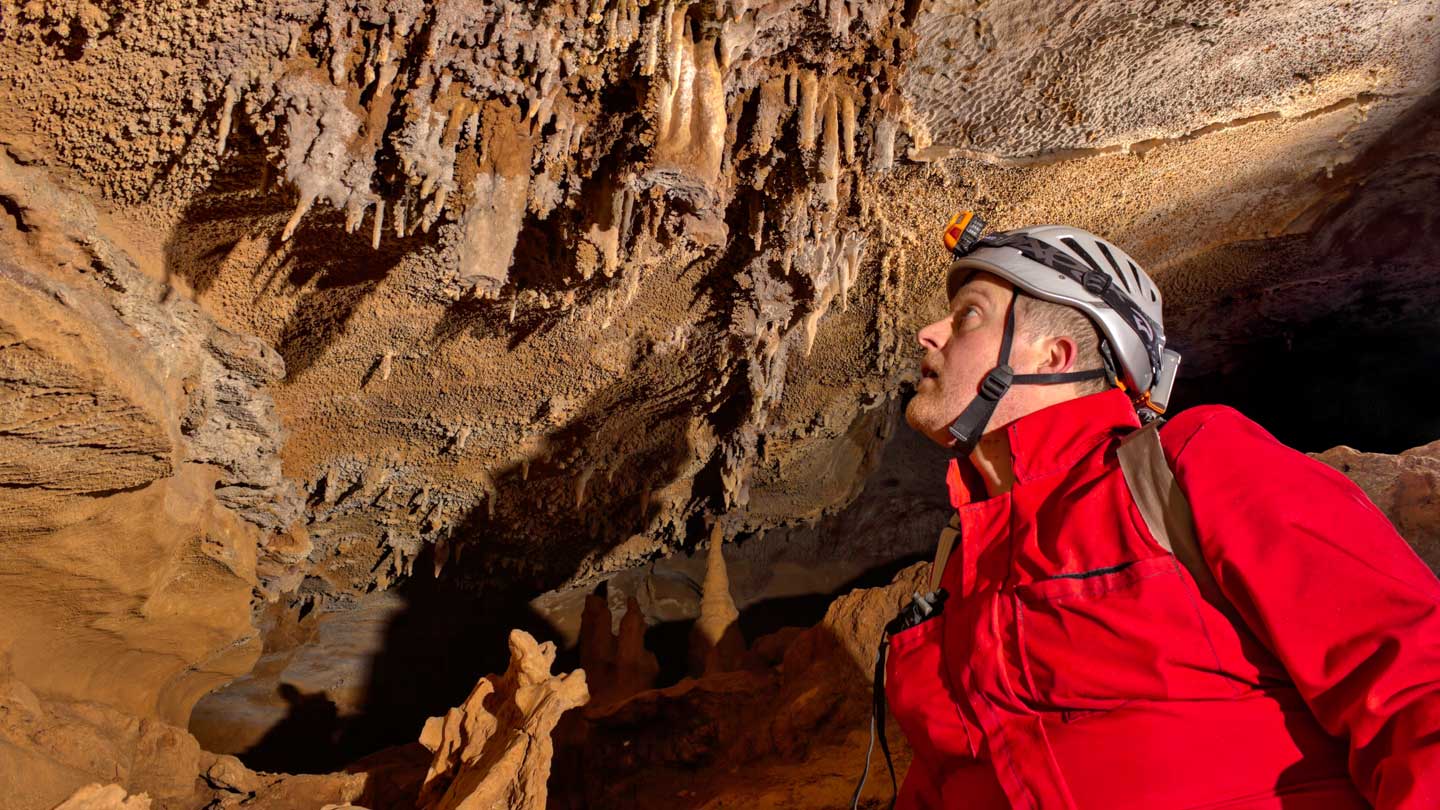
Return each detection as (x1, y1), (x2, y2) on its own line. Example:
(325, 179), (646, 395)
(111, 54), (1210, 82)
(2, 0), (1440, 799)
(50, 785), (151, 810)
(1315, 440), (1440, 571)
(771, 562), (932, 753)
(203, 755), (259, 796)
(580, 563), (931, 805)
(689, 523), (746, 676)
(0, 668), (209, 810)
(577, 591), (659, 709)
(213, 772), (368, 810)
(577, 589), (618, 684)
(417, 630), (589, 810)
(613, 598), (661, 702)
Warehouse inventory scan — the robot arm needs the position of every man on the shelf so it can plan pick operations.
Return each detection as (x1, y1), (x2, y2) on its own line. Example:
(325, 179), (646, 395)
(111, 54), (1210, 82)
(885, 219), (1440, 809)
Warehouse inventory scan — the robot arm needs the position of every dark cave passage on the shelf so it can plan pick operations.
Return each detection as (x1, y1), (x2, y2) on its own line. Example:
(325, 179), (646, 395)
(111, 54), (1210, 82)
(1170, 299), (1440, 455)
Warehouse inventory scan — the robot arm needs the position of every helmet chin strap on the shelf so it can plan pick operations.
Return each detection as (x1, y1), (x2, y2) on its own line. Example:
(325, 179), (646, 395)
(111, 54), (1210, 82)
(946, 290), (1108, 454)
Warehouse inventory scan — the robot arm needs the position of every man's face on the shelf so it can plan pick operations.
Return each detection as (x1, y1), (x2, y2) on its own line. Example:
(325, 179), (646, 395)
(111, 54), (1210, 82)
(905, 272), (1020, 448)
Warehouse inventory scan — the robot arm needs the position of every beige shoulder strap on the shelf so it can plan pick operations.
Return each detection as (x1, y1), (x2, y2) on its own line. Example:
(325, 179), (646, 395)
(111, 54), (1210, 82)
(1117, 423), (1231, 613)
(929, 515), (960, 593)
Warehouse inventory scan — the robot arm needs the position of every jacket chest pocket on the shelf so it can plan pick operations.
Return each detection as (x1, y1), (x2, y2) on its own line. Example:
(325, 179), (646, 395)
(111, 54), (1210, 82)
(1014, 554), (1236, 710)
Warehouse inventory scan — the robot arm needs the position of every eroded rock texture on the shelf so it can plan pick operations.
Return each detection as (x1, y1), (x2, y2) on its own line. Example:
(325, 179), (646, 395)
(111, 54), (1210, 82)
(416, 630), (588, 810)
(1316, 441), (1440, 571)
(2, 0), (1440, 806)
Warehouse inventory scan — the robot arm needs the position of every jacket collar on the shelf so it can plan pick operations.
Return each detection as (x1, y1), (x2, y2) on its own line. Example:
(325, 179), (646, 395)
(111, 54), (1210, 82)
(946, 388), (1141, 509)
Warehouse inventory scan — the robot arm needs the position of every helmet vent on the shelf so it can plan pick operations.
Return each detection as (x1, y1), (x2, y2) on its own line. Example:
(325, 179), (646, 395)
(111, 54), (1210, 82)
(1094, 241), (1132, 293)
(1126, 261), (1145, 294)
(1059, 234), (1123, 288)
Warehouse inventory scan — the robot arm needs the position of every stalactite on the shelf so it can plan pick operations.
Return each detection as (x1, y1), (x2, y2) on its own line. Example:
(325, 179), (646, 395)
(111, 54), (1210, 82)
(575, 464), (594, 508)
(752, 76), (786, 156)
(216, 83), (239, 155)
(280, 191), (316, 242)
(819, 92), (841, 207)
(841, 93), (857, 164)
(798, 71), (820, 150)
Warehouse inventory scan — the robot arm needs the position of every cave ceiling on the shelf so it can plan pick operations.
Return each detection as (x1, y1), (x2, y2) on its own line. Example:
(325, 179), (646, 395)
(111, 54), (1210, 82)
(2, 0), (1439, 613)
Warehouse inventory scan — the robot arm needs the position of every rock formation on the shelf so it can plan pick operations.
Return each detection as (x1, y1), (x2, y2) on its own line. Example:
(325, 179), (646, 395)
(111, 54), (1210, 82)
(613, 597), (662, 701)
(1, 0), (1439, 807)
(416, 630), (588, 810)
(579, 560), (932, 807)
(1315, 440), (1440, 571)
(577, 590), (660, 708)
(689, 522), (746, 676)
(50, 786), (151, 810)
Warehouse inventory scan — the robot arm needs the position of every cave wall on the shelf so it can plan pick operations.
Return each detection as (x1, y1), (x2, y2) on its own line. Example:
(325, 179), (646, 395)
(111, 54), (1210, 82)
(2, 0), (1440, 803)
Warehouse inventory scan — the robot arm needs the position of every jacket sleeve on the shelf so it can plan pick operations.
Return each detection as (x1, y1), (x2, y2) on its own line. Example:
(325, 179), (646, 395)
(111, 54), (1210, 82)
(1170, 408), (1440, 809)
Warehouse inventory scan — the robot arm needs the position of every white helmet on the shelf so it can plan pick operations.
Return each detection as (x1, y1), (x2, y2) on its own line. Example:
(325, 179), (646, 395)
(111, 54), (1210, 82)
(939, 214), (1182, 450)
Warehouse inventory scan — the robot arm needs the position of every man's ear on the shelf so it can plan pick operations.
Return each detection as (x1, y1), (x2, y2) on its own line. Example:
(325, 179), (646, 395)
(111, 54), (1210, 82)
(1038, 335), (1078, 375)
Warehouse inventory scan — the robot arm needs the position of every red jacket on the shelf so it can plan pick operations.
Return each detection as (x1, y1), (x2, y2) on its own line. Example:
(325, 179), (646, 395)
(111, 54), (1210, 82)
(887, 389), (1440, 809)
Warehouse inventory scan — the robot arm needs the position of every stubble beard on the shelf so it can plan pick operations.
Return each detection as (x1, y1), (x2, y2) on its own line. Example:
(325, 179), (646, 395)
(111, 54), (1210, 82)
(906, 382), (960, 448)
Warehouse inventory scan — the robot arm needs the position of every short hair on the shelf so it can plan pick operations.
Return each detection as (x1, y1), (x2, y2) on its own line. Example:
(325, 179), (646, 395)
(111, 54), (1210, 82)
(1015, 295), (1111, 395)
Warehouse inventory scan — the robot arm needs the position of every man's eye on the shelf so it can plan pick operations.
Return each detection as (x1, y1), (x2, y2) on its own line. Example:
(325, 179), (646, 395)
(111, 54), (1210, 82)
(962, 305), (980, 319)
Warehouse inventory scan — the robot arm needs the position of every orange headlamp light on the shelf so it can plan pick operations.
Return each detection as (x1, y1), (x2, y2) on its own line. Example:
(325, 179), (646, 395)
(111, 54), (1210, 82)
(942, 211), (987, 256)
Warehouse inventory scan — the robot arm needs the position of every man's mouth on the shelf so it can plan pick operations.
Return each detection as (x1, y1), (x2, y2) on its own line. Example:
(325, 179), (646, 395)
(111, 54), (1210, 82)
(920, 365), (939, 381)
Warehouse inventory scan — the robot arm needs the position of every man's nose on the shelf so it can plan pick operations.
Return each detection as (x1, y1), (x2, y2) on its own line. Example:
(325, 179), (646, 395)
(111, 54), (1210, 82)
(917, 318), (948, 351)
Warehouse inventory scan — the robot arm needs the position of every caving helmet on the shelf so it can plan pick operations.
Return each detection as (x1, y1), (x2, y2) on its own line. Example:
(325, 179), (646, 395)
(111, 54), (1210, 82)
(939, 213), (1182, 452)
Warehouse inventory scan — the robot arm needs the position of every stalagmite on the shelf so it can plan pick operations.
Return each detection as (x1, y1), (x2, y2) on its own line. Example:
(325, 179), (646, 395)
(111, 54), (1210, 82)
(53, 784), (151, 810)
(612, 597), (659, 700)
(578, 586), (616, 683)
(689, 521), (744, 676)
(454, 426), (471, 452)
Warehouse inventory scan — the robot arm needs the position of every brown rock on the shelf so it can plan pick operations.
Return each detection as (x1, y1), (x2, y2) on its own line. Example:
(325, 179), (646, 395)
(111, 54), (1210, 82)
(203, 755), (259, 795)
(613, 598), (660, 701)
(417, 630), (589, 810)
(1314, 440), (1440, 571)
(770, 562), (931, 754)
(689, 523), (746, 677)
(49, 785), (151, 810)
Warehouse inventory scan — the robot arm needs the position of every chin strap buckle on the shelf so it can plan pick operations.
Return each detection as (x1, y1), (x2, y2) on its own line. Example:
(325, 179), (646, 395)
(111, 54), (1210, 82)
(978, 365), (1014, 402)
